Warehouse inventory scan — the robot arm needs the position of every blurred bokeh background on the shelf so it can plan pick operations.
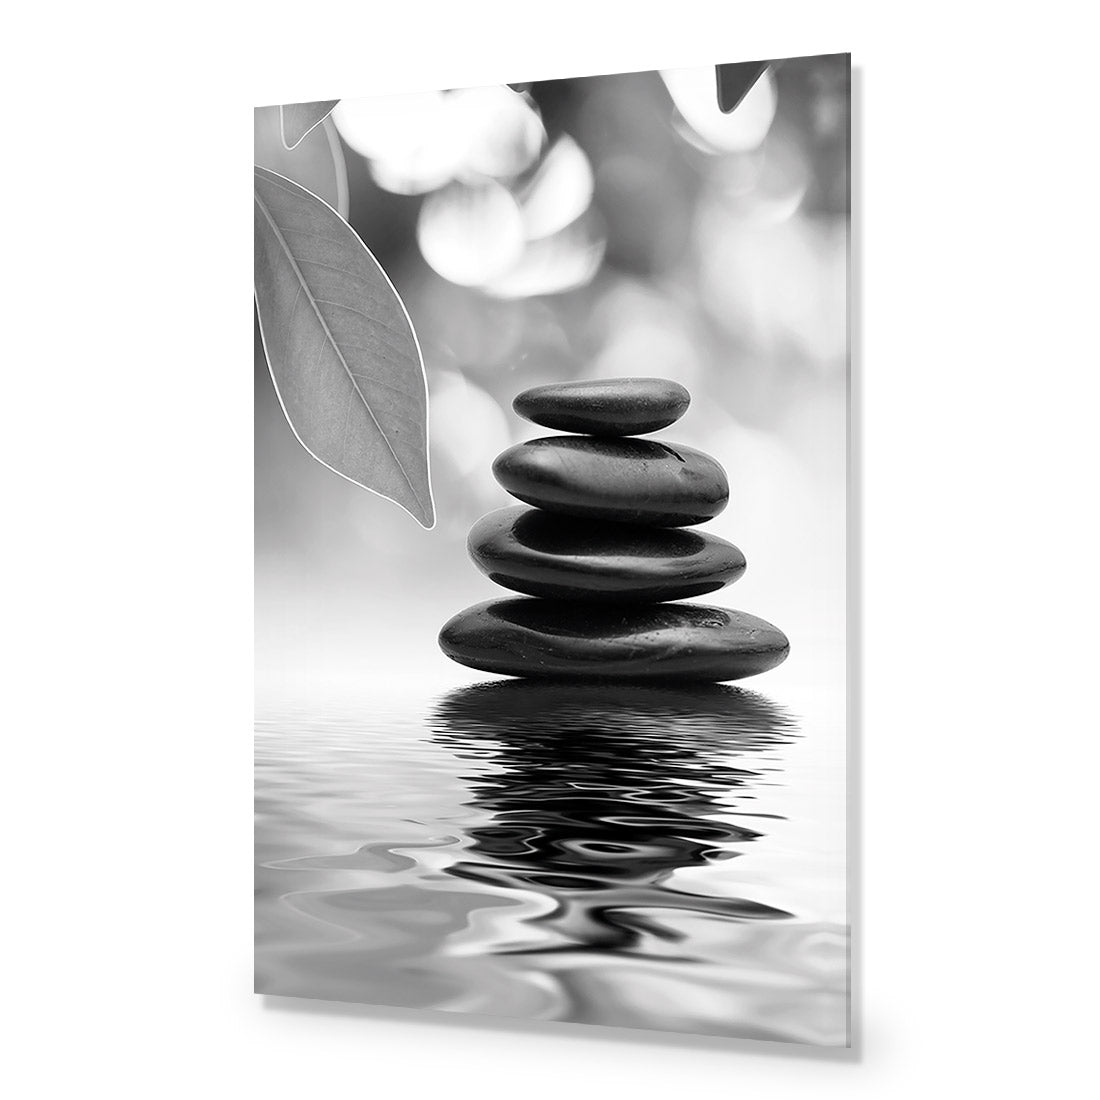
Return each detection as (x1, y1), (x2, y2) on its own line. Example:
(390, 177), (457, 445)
(255, 55), (849, 695)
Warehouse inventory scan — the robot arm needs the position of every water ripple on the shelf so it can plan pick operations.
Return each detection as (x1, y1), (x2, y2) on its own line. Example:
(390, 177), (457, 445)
(256, 681), (848, 1044)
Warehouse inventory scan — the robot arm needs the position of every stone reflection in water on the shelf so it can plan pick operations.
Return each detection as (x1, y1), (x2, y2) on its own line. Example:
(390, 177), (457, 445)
(431, 680), (798, 954)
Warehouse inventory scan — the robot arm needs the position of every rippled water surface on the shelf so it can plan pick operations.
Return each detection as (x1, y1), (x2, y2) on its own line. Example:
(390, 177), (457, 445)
(256, 678), (848, 1045)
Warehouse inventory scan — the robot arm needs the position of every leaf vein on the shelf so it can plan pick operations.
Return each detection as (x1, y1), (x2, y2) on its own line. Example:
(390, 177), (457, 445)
(253, 184), (427, 516)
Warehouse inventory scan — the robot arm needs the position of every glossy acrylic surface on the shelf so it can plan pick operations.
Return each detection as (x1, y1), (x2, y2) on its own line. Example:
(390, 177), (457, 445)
(256, 55), (849, 1045)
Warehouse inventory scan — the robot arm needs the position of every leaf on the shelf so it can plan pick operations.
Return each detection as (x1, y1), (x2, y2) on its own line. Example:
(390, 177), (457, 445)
(255, 107), (348, 218)
(279, 100), (340, 149)
(253, 165), (435, 528)
(716, 62), (769, 113)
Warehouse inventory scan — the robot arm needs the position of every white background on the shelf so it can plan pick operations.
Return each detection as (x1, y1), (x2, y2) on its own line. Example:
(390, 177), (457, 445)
(5, 2), (1098, 1097)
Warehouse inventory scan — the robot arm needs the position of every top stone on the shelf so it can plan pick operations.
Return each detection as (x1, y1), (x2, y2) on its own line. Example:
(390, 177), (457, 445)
(513, 377), (690, 437)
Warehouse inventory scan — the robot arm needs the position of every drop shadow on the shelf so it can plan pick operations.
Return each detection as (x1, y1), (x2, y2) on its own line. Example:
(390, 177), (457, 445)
(847, 60), (864, 1056)
(260, 990), (856, 1061)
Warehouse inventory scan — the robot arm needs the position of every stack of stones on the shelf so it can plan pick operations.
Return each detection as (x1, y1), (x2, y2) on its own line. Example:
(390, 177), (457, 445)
(438, 378), (790, 682)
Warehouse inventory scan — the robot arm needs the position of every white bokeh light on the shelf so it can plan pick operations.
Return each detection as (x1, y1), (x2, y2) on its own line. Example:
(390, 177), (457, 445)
(429, 372), (511, 480)
(417, 180), (525, 286)
(660, 65), (777, 153)
(449, 86), (544, 179)
(333, 93), (464, 194)
(517, 134), (594, 240)
(333, 87), (544, 196)
(486, 219), (605, 299)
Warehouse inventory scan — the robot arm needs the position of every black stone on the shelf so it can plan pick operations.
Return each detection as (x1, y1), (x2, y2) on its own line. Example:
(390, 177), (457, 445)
(513, 377), (690, 436)
(468, 505), (746, 602)
(492, 436), (728, 527)
(438, 599), (790, 682)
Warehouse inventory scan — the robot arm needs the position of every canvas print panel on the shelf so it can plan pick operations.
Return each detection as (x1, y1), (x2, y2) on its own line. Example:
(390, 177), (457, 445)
(255, 53), (850, 1045)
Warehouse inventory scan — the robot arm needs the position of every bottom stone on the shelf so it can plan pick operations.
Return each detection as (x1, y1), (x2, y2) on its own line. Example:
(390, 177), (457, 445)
(438, 598), (790, 682)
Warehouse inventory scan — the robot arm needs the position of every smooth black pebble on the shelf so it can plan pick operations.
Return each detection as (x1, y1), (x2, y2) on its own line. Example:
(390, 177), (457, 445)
(513, 377), (690, 436)
(492, 436), (728, 527)
(438, 598), (790, 682)
(468, 505), (745, 602)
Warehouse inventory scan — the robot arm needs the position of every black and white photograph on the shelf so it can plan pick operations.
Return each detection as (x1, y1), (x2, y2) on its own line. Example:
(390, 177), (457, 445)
(255, 54), (850, 1045)
(11, 3), (1100, 1097)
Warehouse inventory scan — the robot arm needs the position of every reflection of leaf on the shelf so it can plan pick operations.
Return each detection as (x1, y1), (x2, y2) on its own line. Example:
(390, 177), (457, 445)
(716, 62), (769, 113)
(280, 100), (339, 149)
(253, 166), (434, 528)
